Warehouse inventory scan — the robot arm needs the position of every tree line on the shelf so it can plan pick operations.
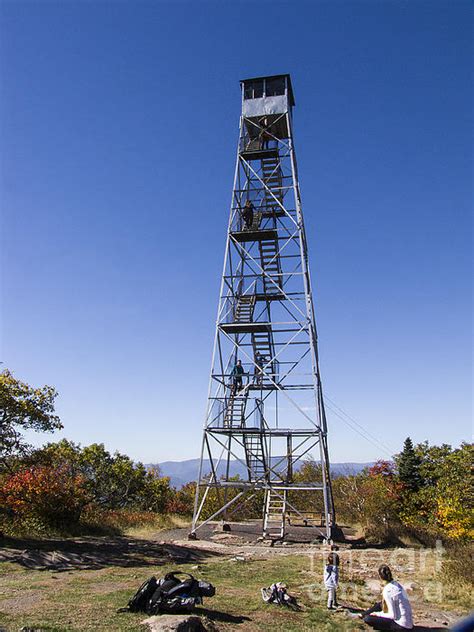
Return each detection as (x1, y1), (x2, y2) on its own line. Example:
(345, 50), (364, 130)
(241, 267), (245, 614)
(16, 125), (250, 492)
(1, 369), (472, 544)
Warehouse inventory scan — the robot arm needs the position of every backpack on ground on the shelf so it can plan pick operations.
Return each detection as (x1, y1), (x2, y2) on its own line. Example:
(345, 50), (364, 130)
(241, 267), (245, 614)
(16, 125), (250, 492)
(261, 582), (300, 611)
(120, 571), (215, 615)
(126, 576), (158, 612)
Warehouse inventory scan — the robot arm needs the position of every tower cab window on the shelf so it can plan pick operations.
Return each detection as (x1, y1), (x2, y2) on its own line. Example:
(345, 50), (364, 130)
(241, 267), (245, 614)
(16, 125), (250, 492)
(265, 77), (285, 97)
(244, 78), (286, 100)
(244, 80), (264, 100)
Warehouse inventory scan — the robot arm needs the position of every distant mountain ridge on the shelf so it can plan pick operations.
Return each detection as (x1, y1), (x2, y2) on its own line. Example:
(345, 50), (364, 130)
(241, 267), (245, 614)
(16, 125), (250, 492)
(149, 458), (374, 488)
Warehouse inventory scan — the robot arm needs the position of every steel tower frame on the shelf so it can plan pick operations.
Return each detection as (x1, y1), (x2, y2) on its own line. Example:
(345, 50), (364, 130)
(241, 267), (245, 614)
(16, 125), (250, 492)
(190, 75), (336, 541)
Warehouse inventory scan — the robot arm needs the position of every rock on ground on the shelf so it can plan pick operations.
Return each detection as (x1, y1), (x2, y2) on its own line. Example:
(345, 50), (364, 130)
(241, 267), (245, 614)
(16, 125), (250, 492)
(141, 614), (219, 632)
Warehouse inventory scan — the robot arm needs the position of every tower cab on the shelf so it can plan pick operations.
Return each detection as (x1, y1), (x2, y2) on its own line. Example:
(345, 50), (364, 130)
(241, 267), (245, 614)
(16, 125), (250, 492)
(240, 75), (295, 155)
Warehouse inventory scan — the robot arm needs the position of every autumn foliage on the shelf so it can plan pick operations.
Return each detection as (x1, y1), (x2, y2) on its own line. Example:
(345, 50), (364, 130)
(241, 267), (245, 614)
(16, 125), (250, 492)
(333, 442), (473, 544)
(0, 370), (471, 544)
(0, 465), (89, 527)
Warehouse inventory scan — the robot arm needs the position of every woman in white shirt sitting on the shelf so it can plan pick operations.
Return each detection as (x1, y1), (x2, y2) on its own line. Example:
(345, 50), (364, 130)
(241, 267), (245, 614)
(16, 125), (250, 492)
(362, 565), (414, 631)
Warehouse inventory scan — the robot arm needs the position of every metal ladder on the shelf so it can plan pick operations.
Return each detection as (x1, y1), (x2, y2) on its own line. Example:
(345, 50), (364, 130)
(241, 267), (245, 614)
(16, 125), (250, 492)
(261, 155), (283, 215)
(243, 433), (267, 481)
(234, 294), (256, 323)
(258, 238), (282, 294)
(258, 153), (283, 294)
(223, 392), (247, 427)
(263, 488), (287, 540)
(251, 331), (276, 388)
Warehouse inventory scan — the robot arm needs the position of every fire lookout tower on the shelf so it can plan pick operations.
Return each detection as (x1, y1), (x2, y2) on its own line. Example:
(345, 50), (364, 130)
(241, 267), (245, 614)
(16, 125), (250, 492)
(190, 74), (336, 541)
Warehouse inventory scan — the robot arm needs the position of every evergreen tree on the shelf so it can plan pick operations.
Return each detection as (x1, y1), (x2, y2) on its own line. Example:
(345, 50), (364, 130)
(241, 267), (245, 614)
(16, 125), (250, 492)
(397, 437), (422, 491)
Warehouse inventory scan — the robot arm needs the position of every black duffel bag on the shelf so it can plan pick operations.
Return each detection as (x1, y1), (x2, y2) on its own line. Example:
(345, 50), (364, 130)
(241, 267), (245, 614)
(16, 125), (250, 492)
(121, 571), (215, 615)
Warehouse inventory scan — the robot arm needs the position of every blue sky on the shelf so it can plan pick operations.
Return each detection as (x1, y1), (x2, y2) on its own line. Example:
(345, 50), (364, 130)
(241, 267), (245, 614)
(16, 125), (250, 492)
(1, 1), (471, 464)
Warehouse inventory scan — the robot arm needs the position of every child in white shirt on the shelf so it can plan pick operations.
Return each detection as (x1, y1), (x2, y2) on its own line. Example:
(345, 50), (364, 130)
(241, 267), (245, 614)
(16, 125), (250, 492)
(323, 552), (340, 610)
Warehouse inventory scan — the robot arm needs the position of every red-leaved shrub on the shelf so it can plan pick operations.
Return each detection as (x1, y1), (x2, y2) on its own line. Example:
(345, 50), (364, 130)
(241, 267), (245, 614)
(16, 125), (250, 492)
(0, 465), (90, 527)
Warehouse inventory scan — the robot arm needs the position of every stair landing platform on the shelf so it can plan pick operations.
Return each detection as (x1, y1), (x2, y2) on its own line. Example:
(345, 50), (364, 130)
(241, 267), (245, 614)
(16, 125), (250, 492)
(220, 322), (271, 334)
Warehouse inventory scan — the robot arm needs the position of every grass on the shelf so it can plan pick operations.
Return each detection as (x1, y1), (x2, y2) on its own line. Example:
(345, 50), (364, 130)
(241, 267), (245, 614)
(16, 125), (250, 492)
(196, 555), (366, 631)
(0, 510), (189, 540)
(121, 514), (190, 539)
(1, 530), (472, 631)
(417, 545), (474, 612)
(0, 554), (365, 632)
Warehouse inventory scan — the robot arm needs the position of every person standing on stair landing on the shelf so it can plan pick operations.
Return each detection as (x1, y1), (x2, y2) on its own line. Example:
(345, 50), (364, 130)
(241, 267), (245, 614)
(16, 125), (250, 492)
(231, 360), (245, 394)
(242, 200), (254, 230)
(258, 116), (273, 149)
(254, 352), (265, 386)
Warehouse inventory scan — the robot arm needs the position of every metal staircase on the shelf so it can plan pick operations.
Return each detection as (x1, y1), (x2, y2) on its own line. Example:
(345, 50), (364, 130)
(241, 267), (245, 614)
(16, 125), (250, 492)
(234, 294), (256, 323)
(263, 489), (287, 539)
(261, 154), (283, 216)
(251, 331), (276, 388)
(258, 238), (282, 294)
(243, 433), (267, 481)
(224, 392), (247, 427)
